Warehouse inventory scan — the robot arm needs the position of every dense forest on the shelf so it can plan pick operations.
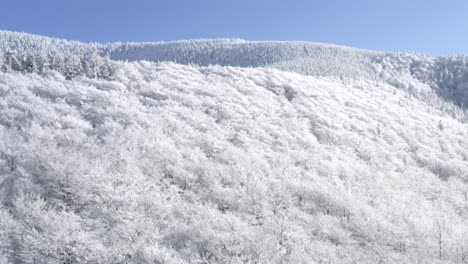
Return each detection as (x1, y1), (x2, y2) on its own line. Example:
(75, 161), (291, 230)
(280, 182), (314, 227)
(0, 31), (467, 264)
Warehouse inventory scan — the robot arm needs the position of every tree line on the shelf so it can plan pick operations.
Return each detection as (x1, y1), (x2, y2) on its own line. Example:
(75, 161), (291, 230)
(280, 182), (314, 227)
(0, 51), (116, 80)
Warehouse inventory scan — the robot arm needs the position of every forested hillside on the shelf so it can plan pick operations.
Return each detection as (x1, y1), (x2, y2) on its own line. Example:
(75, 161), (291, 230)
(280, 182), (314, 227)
(0, 31), (467, 264)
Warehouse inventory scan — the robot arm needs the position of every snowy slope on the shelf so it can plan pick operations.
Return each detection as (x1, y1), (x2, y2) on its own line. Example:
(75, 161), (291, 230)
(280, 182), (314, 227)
(105, 39), (378, 79)
(105, 40), (468, 108)
(2, 30), (468, 108)
(0, 31), (467, 264)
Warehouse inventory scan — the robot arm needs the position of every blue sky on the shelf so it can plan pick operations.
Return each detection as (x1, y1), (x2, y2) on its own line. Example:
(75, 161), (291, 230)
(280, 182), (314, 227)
(1, 0), (467, 55)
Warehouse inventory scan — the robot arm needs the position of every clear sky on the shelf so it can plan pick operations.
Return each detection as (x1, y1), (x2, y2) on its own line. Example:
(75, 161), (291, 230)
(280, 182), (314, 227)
(1, 0), (467, 56)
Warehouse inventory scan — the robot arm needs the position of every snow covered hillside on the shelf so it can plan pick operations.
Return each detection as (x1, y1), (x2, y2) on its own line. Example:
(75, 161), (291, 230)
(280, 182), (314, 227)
(0, 31), (467, 264)
(2, 30), (468, 108)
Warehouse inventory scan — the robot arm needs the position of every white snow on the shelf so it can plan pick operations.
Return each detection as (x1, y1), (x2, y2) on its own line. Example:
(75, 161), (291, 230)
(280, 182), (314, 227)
(0, 31), (467, 264)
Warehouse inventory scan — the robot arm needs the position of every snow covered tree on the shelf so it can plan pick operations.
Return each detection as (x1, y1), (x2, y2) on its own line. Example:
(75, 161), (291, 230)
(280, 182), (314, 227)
(63, 54), (81, 80)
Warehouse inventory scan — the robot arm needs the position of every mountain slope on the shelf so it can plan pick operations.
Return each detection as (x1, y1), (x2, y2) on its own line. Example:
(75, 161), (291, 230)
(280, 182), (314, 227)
(0, 31), (467, 264)
(2, 30), (468, 109)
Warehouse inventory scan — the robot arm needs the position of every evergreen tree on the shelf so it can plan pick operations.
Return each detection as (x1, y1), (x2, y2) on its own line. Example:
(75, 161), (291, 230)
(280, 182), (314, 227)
(64, 54), (81, 80)
(24, 54), (38, 73)
(0, 52), (5, 72)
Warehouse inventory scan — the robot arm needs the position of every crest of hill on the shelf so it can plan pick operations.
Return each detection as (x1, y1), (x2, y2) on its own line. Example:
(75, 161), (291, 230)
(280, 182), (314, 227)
(1, 30), (468, 107)
(0, 30), (102, 55)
